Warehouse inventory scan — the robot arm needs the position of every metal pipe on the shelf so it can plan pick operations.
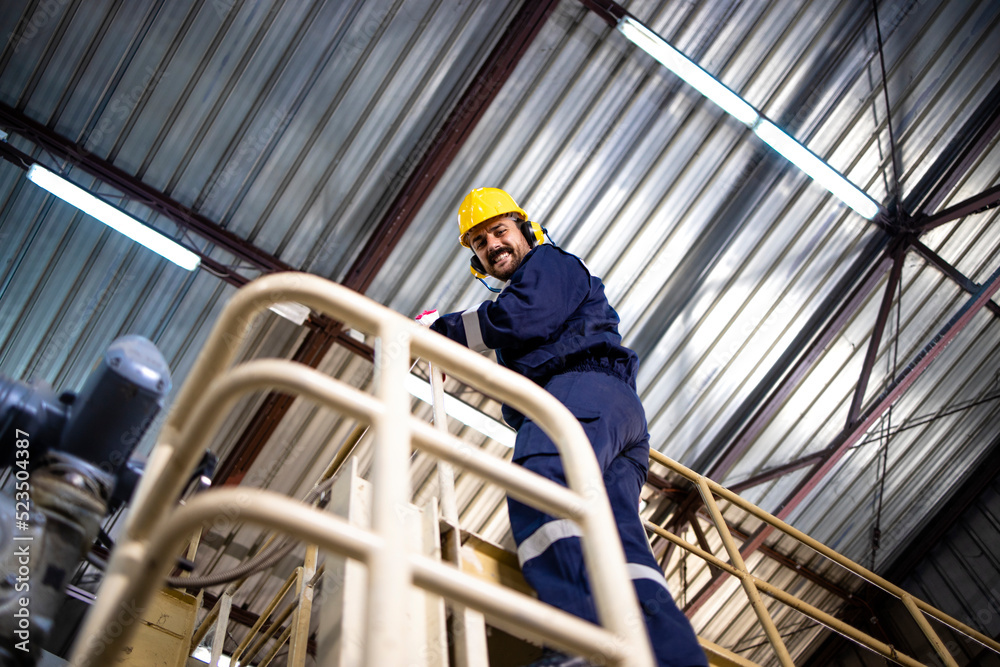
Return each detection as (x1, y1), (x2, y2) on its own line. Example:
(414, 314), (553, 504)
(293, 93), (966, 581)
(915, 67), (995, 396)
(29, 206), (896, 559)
(901, 593), (958, 667)
(71, 489), (633, 666)
(230, 568), (300, 664)
(367, 317), (412, 666)
(258, 624), (293, 666)
(289, 544), (318, 666)
(650, 449), (1000, 656)
(430, 362), (487, 667)
(209, 591), (231, 667)
(643, 521), (928, 667)
(695, 478), (794, 667)
(241, 599), (296, 665)
(430, 363), (459, 524)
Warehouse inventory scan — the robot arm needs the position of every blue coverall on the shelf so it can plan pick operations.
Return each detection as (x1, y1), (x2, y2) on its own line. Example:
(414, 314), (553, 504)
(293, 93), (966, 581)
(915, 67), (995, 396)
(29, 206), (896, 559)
(431, 243), (706, 667)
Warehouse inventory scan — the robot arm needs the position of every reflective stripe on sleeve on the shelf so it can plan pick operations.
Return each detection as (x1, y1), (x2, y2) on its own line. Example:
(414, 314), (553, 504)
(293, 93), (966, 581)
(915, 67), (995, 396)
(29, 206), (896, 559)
(462, 306), (488, 352)
(627, 562), (673, 593)
(516, 519), (583, 565)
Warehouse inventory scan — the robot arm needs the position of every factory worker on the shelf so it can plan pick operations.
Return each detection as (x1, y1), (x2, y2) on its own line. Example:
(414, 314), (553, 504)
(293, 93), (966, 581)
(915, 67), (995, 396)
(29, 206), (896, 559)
(418, 188), (706, 667)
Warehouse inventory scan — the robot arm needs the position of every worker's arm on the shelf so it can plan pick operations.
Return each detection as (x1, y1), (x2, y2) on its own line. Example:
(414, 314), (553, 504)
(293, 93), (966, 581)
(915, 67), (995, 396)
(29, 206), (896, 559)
(430, 246), (589, 352)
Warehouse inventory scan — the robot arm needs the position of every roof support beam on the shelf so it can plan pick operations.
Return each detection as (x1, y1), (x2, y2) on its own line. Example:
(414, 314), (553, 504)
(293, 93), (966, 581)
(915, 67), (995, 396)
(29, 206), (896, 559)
(727, 235), (1000, 493)
(0, 103), (379, 481)
(340, 0), (560, 294)
(786, 255), (1000, 522)
(577, 0), (628, 26)
(705, 250), (894, 482)
(0, 121), (373, 366)
(661, 241), (893, 578)
(685, 257), (1000, 616)
(727, 452), (826, 494)
(847, 239), (907, 425)
(215, 0), (559, 484)
(903, 79), (1000, 219)
(912, 238), (1000, 319)
(0, 124), (242, 285)
(912, 182), (1000, 233)
(0, 101), (290, 281)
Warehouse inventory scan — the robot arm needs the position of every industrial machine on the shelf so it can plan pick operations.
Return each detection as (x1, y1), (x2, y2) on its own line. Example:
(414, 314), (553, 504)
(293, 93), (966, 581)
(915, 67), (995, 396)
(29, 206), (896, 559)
(0, 336), (171, 666)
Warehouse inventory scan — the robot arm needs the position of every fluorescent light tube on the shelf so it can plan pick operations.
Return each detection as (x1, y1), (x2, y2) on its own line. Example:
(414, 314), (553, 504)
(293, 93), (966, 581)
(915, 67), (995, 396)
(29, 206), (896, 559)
(616, 15), (880, 220)
(269, 301), (311, 325)
(618, 17), (759, 125)
(405, 373), (516, 448)
(753, 120), (879, 219)
(26, 164), (201, 271)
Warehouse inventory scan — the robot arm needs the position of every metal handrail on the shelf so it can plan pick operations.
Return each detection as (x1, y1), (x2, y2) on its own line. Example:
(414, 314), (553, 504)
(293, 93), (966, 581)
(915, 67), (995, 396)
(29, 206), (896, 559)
(69, 272), (655, 667)
(649, 449), (1000, 666)
(230, 567), (301, 665)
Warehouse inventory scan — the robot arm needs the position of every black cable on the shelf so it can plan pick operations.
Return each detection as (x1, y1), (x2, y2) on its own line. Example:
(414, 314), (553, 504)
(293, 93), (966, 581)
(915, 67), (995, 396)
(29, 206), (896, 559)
(81, 477), (338, 589)
(163, 474), (339, 589)
(476, 276), (502, 293)
(849, 389), (1000, 450)
(872, 0), (903, 208)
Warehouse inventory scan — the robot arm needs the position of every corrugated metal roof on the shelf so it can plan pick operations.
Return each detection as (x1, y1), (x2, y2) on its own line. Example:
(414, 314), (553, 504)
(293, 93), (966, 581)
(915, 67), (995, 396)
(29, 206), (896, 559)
(2, 0), (999, 662)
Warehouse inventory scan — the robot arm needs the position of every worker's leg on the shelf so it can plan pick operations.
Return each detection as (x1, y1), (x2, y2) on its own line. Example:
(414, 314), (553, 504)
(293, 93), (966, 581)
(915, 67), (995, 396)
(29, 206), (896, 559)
(605, 444), (707, 667)
(507, 371), (632, 624)
(508, 372), (706, 666)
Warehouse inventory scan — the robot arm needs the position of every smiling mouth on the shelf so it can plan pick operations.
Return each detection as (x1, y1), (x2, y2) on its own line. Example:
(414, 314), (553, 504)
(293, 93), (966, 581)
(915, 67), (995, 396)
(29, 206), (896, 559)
(489, 249), (511, 266)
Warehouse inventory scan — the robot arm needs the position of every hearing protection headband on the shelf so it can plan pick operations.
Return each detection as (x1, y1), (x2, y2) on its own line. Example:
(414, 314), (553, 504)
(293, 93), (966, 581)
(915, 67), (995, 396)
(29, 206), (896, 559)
(469, 219), (546, 286)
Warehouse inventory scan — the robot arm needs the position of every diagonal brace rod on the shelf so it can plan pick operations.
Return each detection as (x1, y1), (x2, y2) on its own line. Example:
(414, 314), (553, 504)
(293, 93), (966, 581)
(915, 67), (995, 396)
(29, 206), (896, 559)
(847, 240), (907, 425)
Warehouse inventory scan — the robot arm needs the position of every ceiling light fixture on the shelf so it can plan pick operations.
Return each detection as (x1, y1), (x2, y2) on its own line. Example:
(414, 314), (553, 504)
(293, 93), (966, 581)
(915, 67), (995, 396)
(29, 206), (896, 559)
(405, 373), (516, 448)
(26, 164), (201, 271)
(617, 16), (880, 220)
(268, 301), (311, 325)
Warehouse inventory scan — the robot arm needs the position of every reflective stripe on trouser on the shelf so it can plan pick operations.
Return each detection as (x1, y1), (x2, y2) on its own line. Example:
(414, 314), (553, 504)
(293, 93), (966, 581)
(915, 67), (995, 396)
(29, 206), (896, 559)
(507, 371), (707, 667)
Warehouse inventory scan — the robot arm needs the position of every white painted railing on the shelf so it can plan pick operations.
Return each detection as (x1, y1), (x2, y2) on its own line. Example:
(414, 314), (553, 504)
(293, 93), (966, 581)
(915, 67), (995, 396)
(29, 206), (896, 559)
(69, 272), (655, 667)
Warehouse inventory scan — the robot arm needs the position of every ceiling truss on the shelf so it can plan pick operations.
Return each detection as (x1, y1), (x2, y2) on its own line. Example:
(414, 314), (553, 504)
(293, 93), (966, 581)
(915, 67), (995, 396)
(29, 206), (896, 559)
(1, 0), (998, 645)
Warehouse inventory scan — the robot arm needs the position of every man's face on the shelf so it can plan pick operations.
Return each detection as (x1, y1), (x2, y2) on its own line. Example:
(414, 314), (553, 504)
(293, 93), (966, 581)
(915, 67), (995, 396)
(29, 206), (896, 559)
(468, 216), (532, 281)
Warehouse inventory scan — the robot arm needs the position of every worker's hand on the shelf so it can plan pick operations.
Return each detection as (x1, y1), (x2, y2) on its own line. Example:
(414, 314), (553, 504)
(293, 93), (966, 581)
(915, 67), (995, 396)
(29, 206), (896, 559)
(415, 309), (439, 327)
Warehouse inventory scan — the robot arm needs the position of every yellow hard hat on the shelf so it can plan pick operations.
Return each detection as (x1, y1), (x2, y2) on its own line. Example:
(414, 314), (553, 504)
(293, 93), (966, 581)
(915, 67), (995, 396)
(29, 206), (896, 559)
(457, 188), (527, 247)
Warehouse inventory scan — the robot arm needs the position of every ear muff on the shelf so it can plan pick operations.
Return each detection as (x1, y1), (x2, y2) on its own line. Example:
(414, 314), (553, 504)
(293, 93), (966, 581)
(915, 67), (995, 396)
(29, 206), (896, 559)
(519, 220), (545, 248)
(469, 220), (546, 280)
(469, 253), (488, 279)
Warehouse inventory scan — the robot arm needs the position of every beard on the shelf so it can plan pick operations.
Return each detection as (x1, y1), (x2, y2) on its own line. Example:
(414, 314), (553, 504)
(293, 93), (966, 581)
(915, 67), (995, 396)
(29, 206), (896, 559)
(487, 246), (522, 281)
